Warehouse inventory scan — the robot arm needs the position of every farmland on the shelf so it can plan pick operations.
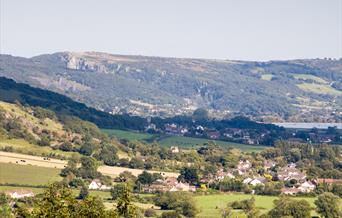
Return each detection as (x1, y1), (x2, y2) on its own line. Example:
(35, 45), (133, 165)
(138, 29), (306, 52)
(102, 129), (267, 152)
(0, 151), (178, 178)
(194, 193), (318, 218)
(0, 162), (62, 186)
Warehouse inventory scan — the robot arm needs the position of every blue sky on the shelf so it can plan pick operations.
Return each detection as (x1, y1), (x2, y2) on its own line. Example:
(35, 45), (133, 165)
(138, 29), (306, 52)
(1, 0), (341, 60)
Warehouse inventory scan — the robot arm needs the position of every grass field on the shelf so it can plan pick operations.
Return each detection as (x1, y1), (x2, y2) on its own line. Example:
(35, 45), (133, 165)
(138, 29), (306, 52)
(102, 129), (267, 152)
(293, 74), (328, 84)
(260, 74), (273, 81)
(195, 193), (318, 218)
(0, 138), (77, 158)
(0, 162), (62, 186)
(297, 83), (342, 96)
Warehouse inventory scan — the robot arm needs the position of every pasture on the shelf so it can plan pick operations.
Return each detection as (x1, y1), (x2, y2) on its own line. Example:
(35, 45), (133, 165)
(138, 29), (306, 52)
(194, 193), (318, 218)
(0, 162), (62, 186)
(102, 129), (267, 152)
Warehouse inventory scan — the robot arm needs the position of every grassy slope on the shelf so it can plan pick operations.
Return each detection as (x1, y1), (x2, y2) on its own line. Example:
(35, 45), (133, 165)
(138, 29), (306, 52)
(195, 194), (318, 218)
(0, 139), (77, 158)
(297, 83), (342, 96)
(102, 129), (267, 152)
(0, 162), (62, 186)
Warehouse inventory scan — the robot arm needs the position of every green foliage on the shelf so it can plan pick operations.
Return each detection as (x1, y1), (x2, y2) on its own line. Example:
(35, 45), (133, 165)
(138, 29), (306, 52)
(136, 171), (161, 185)
(78, 185), (89, 200)
(95, 143), (119, 166)
(79, 156), (100, 179)
(115, 184), (137, 218)
(0, 193), (13, 218)
(268, 196), (311, 218)
(110, 183), (126, 200)
(178, 166), (199, 184)
(314, 192), (342, 218)
(16, 182), (116, 218)
(32, 106), (57, 120)
(154, 192), (199, 217)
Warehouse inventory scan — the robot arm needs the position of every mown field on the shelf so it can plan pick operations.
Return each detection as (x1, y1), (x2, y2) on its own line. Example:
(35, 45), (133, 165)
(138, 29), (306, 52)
(195, 193), (318, 218)
(102, 129), (267, 152)
(0, 162), (62, 186)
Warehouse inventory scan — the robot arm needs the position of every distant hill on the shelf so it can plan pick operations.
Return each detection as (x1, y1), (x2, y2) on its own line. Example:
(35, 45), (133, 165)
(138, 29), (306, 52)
(0, 77), (146, 130)
(1, 52), (341, 122)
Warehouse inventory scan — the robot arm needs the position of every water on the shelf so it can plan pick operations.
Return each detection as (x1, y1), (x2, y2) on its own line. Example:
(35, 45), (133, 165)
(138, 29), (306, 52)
(272, 122), (342, 129)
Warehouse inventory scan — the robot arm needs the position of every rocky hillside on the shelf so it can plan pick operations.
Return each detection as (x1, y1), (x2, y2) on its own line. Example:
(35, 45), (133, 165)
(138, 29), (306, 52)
(1, 52), (341, 122)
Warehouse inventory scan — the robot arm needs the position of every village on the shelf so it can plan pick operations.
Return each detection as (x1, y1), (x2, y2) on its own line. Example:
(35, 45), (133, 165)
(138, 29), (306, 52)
(5, 158), (342, 201)
(146, 122), (342, 146)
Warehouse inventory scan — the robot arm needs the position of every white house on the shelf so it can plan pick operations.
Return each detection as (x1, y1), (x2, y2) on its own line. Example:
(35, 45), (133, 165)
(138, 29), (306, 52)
(250, 178), (267, 186)
(298, 181), (316, 193)
(88, 179), (111, 190)
(243, 178), (253, 184)
(5, 190), (34, 199)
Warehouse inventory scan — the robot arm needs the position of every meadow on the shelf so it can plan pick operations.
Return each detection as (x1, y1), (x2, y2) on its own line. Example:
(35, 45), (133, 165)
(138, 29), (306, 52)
(102, 129), (267, 152)
(0, 162), (62, 186)
(194, 193), (318, 218)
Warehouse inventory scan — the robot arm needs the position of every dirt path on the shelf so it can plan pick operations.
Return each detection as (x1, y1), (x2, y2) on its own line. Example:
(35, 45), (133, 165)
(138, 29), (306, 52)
(0, 151), (179, 178)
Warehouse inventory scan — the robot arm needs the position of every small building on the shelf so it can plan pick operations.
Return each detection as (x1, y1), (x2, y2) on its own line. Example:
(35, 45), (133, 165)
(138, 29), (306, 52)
(281, 187), (301, 195)
(5, 190), (34, 199)
(250, 178), (267, 186)
(298, 181), (316, 193)
(170, 146), (180, 153)
(89, 179), (111, 190)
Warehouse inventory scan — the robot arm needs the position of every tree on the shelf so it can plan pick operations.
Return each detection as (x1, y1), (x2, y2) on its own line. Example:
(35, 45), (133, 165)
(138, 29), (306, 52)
(78, 156), (100, 179)
(178, 167), (199, 184)
(115, 184), (137, 218)
(137, 170), (154, 185)
(16, 182), (117, 218)
(192, 108), (209, 121)
(78, 185), (89, 199)
(96, 143), (119, 166)
(315, 192), (342, 218)
(220, 205), (232, 218)
(111, 183), (126, 200)
(154, 192), (198, 217)
(0, 193), (13, 218)
(268, 196), (311, 218)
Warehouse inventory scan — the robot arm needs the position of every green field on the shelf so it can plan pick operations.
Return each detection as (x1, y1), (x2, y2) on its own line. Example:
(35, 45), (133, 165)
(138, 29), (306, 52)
(260, 74), (273, 81)
(195, 193), (318, 218)
(0, 162), (62, 186)
(297, 83), (341, 96)
(0, 139), (78, 158)
(293, 74), (328, 84)
(102, 129), (267, 152)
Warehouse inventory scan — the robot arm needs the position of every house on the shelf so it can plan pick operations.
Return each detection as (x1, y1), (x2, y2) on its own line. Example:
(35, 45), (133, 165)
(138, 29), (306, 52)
(250, 178), (267, 186)
(88, 179), (111, 190)
(281, 187), (301, 195)
(298, 181), (316, 193)
(207, 131), (220, 140)
(170, 146), (180, 153)
(237, 160), (252, 175)
(169, 182), (196, 192)
(243, 177), (267, 186)
(243, 178), (253, 184)
(277, 165), (306, 182)
(215, 169), (235, 181)
(5, 190), (34, 199)
(264, 160), (276, 170)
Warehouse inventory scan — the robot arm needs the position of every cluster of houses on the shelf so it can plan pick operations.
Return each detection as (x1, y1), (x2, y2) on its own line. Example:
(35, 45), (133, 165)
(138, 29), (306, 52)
(144, 122), (264, 145)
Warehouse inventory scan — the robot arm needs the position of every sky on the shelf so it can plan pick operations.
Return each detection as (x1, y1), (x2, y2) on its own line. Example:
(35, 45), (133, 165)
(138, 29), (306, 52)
(0, 0), (341, 61)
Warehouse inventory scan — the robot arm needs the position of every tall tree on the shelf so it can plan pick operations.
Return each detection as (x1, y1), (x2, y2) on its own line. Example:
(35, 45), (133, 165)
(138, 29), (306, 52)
(315, 192), (342, 218)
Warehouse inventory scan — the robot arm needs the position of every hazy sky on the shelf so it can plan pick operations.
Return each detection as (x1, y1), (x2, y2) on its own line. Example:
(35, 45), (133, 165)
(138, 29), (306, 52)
(1, 0), (341, 60)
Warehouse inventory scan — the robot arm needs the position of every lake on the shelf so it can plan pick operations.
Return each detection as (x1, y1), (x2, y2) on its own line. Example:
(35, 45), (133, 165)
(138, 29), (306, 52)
(273, 122), (342, 129)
